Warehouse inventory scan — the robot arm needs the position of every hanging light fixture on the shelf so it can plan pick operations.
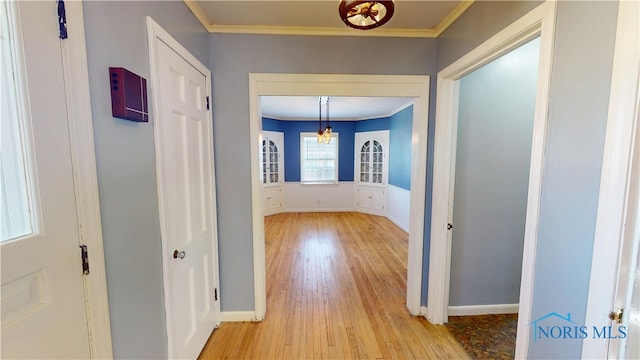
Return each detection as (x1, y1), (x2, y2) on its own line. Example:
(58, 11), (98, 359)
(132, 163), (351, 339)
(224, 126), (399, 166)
(339, 1), (395, 30)
(317, 96), (332, 144)
(323, 97), (332, 144)
(317, 97), (325, 143)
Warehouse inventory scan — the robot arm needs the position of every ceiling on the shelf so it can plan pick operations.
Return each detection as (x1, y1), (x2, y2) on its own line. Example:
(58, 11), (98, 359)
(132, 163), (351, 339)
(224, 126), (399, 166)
(185, 0), (474, 38)
(261, 96), (413, 121)
(186, 1), (473, 120)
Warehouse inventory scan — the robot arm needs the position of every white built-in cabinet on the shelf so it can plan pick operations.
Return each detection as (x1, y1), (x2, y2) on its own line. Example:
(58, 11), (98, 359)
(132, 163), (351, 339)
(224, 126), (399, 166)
(261, 131), (284, 215)
(355, 130), (389, 216)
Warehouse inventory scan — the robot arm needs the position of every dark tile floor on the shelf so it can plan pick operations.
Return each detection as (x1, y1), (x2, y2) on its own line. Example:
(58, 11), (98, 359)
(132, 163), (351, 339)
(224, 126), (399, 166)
(445, 314), (518, 360)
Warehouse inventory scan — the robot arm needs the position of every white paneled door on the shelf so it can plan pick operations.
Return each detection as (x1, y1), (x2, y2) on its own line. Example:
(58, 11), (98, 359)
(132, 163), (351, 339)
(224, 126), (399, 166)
(150, 20), (220, 359)
(262, 131), (284, 215)
(355, 131), (389, 216)
(1, 1), (91, 357)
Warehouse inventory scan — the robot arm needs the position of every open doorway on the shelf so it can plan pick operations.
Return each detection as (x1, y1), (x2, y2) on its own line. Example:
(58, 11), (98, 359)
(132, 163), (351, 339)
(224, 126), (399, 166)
(427, 2), (556, 358)
(443, 36), (541, 359)
(248, 74), (430, 320)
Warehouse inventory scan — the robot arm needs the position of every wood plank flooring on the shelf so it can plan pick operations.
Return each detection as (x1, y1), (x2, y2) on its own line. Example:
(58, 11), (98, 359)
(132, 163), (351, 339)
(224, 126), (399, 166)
(199, 212), (469, 359)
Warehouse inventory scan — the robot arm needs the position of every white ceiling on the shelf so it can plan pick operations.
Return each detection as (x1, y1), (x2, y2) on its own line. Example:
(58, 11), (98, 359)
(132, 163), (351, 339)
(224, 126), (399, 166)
(185, 0), (473, 38)
(186, 1), (472, 120)
(261, 96), (413, 121)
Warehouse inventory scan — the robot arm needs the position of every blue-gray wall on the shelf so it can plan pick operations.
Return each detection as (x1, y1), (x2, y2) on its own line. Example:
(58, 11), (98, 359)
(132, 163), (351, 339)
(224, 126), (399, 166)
(389, 106), (413, 191)
(79, 2), (620, 358)
(529, 2), (617, 358)
(83, 2), (209, 358)
(423, 0), (543, 306)
(209, 34), (437, 311)
(449, 38), (539, 306)
(436, 1), (618, 358)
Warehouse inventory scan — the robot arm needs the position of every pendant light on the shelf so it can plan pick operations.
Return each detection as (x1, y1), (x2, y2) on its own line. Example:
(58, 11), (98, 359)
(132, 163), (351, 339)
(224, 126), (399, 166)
(339, 1), (395, 30)
(323, 97), (332, 144)
(317, 97), (325, 143)
(317, 96), (332, 144)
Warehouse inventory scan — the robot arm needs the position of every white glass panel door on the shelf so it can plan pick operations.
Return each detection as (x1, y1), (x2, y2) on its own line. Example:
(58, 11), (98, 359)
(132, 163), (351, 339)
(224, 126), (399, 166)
(262, 131), (283, 215)
(355, 131), (389, 216)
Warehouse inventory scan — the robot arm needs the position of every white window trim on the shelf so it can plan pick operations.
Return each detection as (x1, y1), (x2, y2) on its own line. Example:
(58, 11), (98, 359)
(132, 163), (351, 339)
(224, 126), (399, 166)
(300, 132), (339, 184)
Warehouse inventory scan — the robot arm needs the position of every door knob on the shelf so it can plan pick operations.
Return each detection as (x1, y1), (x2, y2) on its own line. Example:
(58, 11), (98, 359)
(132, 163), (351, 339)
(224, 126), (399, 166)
(173, 250), (186, 259)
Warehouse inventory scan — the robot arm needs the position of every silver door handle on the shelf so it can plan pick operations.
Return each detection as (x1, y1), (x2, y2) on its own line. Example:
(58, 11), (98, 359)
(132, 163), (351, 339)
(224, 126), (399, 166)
(173, 250), (186, 259)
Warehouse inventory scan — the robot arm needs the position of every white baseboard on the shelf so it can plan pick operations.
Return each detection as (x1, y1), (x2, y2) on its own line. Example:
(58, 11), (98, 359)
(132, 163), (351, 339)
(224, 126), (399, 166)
(447, 303), (519, 316)
(220, 311), (259, 322)
(284, 207), (355, 213)
(388, 215), (409, 233)
(420, 306), (428, 317)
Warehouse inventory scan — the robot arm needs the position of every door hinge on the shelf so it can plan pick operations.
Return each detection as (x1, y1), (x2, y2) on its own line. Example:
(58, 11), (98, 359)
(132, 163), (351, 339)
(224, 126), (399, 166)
(609, 308), (624, 323)
(447, 223), (453, 230)
(57, 0), (68, 39)
(214, 288), (218, 301)
(80, 245), (90, 275)
(206, 96), (210, 110)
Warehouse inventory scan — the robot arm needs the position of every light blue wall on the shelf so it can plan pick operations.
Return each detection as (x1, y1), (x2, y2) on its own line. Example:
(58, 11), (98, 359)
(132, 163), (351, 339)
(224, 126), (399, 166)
(425, 0), (543, 305)
(449, 38), (539, 306)
(83, 1), (209, 358)
(437, 1), (619, 358)
(389, 106), (413, 191)
(529, 2), (617, 358)
(207, 32), (437, 311)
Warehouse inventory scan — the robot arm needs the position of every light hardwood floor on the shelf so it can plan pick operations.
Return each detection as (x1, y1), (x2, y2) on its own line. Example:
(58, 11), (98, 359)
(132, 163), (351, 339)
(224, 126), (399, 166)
(199, 212), (470, 359)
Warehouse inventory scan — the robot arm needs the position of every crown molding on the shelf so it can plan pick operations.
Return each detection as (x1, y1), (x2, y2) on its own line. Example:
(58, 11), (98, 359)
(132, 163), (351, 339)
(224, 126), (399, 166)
(184, 0), (474, 39)
(433, 0), (475, 36)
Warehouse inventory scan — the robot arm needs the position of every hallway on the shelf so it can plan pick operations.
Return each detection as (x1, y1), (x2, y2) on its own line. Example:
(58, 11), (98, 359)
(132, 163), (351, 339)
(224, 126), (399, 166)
(199, 212), (469, 359)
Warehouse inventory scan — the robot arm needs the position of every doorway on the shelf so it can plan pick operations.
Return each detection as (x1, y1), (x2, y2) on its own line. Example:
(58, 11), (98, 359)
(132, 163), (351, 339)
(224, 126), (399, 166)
(249, 74), (430, 319)
(427, 2), (556, 358)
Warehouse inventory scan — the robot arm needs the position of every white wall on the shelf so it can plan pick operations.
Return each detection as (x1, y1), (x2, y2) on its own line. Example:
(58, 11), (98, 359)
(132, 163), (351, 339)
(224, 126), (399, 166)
(283, 182), (355, 212)
(387, 185), (410, 232)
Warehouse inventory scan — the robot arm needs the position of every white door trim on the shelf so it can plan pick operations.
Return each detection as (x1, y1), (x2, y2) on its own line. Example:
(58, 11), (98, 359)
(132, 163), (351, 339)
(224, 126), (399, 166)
(147, 16), (221, 357)
(249, 73), (430, 319)
(61, 2), (113, 358)
(426, 2), (556, 359)
(583, 1), (640, 357)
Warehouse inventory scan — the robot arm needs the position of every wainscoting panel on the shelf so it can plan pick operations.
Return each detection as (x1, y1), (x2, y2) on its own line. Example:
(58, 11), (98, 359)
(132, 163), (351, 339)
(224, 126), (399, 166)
(283, 182), (355, 212)
(387, 185), (410, 232)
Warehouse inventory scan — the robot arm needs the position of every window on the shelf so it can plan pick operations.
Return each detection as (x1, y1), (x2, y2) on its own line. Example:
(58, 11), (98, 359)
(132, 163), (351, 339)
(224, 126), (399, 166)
(1, 1), (35, 242)
(300, 132), (338, 183)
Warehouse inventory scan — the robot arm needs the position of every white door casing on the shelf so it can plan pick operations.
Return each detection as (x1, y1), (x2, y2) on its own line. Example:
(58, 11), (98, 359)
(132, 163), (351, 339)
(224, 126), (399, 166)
(427, 2), (556, 359)
(1, 1), (94, 357)
(355, 131), (389, 216)
(583, 0), (640, 357)
(147, 17), (221, 359)
(249, 74), (430, 319)
(262, 131), (284, 215)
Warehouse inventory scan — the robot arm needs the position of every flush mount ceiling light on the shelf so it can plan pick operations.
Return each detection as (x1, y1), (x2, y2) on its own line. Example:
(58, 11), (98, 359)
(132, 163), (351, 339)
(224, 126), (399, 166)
(339, 1), (395, 30)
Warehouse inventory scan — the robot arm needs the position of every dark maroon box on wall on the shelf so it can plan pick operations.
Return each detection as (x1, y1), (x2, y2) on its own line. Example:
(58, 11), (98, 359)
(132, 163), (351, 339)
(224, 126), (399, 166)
(109, 67), (148, 122)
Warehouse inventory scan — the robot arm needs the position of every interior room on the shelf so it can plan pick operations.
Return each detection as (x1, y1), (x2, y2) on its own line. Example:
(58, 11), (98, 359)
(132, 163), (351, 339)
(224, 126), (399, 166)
(1, 0), (638, 359)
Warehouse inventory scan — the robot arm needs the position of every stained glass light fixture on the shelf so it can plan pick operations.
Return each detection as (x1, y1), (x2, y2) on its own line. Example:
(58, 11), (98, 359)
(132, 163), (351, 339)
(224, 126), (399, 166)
(339, 1), (395, 30)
